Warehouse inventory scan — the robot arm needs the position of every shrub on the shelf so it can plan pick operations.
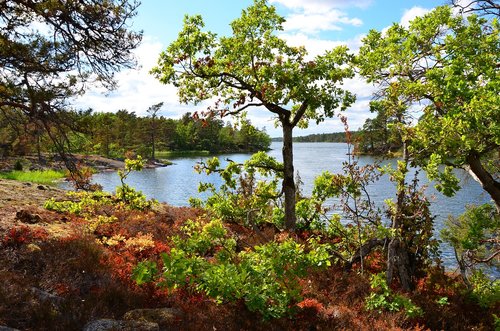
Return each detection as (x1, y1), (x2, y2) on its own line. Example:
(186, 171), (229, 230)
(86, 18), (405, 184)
(441, 204), (499, 288)
(190, 153), (283, 228)
(133, 218), (332, 319)
(468, 270), (500, 308)
(14, 159), (23, 171)
(365, 272), (423, 318)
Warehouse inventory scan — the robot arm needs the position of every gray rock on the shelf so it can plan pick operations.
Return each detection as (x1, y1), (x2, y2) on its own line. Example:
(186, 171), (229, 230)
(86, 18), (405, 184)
(30, 287), (63, 306)
(0, 326), (21, 331)
(83, 319), (159, 331)
(123, 307), (182, 325)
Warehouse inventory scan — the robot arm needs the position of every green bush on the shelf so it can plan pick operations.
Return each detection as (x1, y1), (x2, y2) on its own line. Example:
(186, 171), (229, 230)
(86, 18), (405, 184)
(441, 204), (499, 288)
(133, 219), (332, 319)
(469, 270), (500, 308)
(116, 156), (157, 210)
(191, 153), (284, 228)
(44, 191), (113, 216)
(45, 156), (156, 217)
(365, 273), (423, 318)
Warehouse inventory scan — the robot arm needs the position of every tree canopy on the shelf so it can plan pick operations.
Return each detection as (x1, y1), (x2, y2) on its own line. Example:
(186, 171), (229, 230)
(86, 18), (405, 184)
(152, 0), (355, 229)
(0, 0), (142, 177)
(358, 6), (500, 210)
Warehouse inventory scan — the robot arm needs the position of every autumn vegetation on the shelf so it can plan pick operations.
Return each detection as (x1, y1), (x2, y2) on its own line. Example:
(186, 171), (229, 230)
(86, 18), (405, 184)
(0, 0), (499, 330)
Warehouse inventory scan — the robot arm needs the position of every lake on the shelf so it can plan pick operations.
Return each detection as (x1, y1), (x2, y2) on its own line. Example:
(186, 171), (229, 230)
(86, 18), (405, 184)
(89, 142), (494, 272)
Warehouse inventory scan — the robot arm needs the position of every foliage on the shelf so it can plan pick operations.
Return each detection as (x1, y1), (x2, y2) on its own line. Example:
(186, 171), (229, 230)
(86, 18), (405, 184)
(1, 225), (49, 247)
(0, 169), (65, 185)
(65, 163), (102, 191)
(116, 156), (157, 210)
(45, 157), (156, 218)
(151, 0), (355, 229)
(356, 101), (404, 155)
(468, 270), (500, 308)
(357, 6), (500, 207)
(383, 167), (439, 277)
(365, 273), (423, 318)
(64, 110), (271, 159)
(13, 160), (23, 171)
(441, 204), (500, 286)
(87, 215), (119, 234)
(290, 131), (356, 143)
(133, 219), (332, 319)
(0, 0), (142, 177)
(191, 152), (284, 227)
(44, 191), (114, 217)
(301, 159), (382, 266)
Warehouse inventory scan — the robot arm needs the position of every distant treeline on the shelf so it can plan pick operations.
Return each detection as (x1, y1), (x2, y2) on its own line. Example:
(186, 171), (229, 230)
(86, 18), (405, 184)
(272, 131), (360, 143)
(0, 108), (271, 159)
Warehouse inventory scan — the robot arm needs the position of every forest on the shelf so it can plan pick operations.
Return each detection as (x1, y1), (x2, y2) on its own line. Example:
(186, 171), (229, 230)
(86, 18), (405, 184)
(0, 0), (499, 330)
(272, 131), (354, 143)
(0, 108), (271, 160)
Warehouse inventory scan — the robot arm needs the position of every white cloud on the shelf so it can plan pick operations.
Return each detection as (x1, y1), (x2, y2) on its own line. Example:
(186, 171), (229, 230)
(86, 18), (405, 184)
(73, 36), (199, 118)
(280, 32), (364, 57)
(284, 9), (362, 34)
(343, 75), (376, 99)
(271, 0), (366, 36)
(400, 6), (430, 27)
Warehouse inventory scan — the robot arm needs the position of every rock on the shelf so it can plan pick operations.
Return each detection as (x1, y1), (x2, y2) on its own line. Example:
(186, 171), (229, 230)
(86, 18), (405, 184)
(123, 307), (182, 325)
(83, 319), (159, 331)
(15, 210), (42, 224)
(0, 326), (21, 331)
(30, 287), (63, 306)
(37, 185), (47, 190)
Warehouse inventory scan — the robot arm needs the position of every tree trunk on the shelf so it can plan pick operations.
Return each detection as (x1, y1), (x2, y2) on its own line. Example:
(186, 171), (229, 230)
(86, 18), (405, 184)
(36, 132), (42, 163)
(344, 238), (385, 272)
(282, 123), (297, 230)
(386, 142), (413, 291)
(466, 152), (500, 213)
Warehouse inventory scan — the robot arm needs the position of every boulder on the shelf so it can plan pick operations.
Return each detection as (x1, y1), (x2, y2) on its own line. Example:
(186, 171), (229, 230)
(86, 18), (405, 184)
(123, 307), (182, 325)
(0, 326), (21, 331)
(15, 210), (42, 224)
(83, 319), (159, 331)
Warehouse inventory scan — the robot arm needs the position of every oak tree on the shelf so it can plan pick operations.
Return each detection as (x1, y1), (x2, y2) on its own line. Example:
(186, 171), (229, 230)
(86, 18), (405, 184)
(152, 0), (355, 229)
(358, 6), (500, 211)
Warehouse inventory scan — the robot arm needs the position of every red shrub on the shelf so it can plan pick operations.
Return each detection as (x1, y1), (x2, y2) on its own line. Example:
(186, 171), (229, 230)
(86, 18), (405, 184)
(2, 225), (48, 247)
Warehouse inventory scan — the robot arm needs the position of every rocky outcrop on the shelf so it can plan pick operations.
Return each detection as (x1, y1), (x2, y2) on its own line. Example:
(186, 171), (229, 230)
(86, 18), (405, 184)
(83, 307), (182, 331)
(123, 307), (182, 326)
(83, 319), (159, 331)
(0, 326), (21, 331)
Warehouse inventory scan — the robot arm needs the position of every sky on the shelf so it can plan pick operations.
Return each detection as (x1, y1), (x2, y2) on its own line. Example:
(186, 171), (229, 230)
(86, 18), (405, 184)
(74, 0), (442, 137)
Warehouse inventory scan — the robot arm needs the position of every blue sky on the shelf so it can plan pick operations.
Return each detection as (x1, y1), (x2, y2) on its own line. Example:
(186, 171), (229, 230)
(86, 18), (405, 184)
(75, 0), (442, 137)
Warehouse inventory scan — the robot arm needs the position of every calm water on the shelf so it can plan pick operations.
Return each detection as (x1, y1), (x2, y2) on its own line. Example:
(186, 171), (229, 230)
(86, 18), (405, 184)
(88, 142), (494, 272)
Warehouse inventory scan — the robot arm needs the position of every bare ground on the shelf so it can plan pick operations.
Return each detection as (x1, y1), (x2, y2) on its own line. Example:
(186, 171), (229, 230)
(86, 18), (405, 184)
(0, 179), (73, 239)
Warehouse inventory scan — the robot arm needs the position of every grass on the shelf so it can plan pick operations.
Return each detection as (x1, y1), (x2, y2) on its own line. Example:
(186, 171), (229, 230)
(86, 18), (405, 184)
(0, 170), (65, 185)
